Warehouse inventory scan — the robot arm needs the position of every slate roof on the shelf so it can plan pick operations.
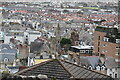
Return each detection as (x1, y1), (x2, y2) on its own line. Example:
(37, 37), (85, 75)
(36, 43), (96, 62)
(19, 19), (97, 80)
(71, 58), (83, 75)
(0, 49), (17, 53)
(105, 57), (118, 68)
(0, 44), (11, 49)
(0, 44), (17, 53)
(0, 44), (17, 62)
(30, 42), (44, 53)
(80, 56), (101, 69)
(16, 59), (112, 80)
(0, 53), (15, 63)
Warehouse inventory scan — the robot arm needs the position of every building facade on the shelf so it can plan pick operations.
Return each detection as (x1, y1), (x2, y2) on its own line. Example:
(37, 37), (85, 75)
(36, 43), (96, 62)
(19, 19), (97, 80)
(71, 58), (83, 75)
(93, 26), (120, 78)
(0, 44), (17, 69)
(93, 26), (120, 61)
(4, 30), (41, 45)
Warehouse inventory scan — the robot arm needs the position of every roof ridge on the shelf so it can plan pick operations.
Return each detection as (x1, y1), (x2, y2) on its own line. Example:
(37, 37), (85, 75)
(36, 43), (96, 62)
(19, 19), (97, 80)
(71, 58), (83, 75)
(57, 59), (74, 77)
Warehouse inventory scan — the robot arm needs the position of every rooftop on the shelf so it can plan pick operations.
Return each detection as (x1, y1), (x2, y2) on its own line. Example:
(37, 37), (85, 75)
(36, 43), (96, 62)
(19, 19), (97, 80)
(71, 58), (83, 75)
(71, 45), (93, 49)
(16, 59), (112, 79)
(95, 26), (120, 40)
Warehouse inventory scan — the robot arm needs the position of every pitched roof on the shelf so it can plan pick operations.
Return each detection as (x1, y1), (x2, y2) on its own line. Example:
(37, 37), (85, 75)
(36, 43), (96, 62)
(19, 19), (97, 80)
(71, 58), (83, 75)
(80, 56), (101, 69)
(0, 44), (11, 49)
(17, 59), (71, 80)
(30, 42), (44, 53)
(105, 57), (118, 68)
(16, 59), (111, 79)
(0, 44), (17, 53)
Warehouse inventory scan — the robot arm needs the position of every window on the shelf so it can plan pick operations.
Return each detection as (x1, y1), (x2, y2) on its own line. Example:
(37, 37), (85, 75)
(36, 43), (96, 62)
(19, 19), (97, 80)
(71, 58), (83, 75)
(88, 66), (93, 70)
(85, 50), (89, 53)
(103, 44), (107, 47)
(102, 50), (107, 53)
(98, 47), (99, 52)
(115, 74), (117, 78)
(96, 66), (100, 70)
(101, 66), (106, 70)
(80, 50), (85, 53)
(110, 74), (112, 77)
(80, 50), (83, 53)
(14, 36), (16, 38)
(16, 33), (19, 35)
(101, 54), (105, 57)
(83, 50), (86, 53)
(103, 37), (109, 42)
(115, 59), (120, 62)
(116, 46), (120, 49)
(98, 42), (100, 46)
(110, 69), (112, 71)
(40, 55), (43, 59)
(115, 52), (120, 56)
(14, 33), (16, 35)
(4, 58), (9, 62)
(98, 36), (100, 40)
(116, 39), (120, 43)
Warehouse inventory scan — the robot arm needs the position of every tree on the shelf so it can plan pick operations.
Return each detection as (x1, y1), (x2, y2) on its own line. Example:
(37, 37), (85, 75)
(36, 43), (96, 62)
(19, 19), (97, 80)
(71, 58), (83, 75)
(63, 10), (69, 13)
(2, 71), (10, 78)
(60, 38), (71, 52)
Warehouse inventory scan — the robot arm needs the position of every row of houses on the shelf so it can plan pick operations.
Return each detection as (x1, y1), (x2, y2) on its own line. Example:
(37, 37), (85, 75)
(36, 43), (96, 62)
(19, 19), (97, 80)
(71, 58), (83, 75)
(0, 30), (41, 45)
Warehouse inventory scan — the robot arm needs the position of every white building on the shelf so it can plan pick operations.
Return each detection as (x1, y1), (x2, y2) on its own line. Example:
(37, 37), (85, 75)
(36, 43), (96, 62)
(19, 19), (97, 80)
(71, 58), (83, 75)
(4, 30), (24, 44)
(107, 68), (119, 78)
(4, 30), (41, 45)
(105, 57), (120, 78)
(0, 44), (18, 69)
(25, 30), (41, 45)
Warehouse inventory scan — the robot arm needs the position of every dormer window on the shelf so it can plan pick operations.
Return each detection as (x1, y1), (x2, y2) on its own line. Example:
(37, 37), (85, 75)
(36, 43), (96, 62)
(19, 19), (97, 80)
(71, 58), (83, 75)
(101, 65), (106, 70)
(96, 65), (100, 70)
(103, 37), (109, 42)
(4, 58), (9, 62)
(88, 65), (93, 70)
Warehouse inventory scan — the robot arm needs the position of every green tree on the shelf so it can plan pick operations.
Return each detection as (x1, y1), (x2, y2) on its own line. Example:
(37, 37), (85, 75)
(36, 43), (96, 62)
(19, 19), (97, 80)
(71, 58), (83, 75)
(60, 38), (71, 52)
(2, 71), (10, 78)
(51, 77), (56, 80)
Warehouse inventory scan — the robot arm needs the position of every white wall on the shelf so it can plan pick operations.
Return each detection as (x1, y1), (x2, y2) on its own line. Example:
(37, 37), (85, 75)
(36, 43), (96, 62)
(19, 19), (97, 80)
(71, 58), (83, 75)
(107, 68), (119, 78)
(4, 35), (24, 44)
(15, 36), (24, 44)
(27, 57), (35, 67)
(4, 36), (13, 44)
(28, 34), (41, 45)
(4, 31), (41, 45)
(26, 31), (41, 45)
